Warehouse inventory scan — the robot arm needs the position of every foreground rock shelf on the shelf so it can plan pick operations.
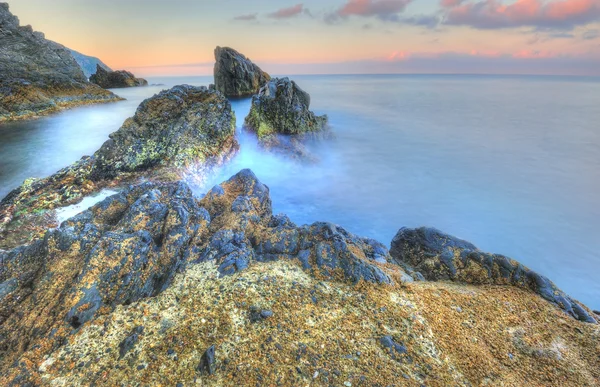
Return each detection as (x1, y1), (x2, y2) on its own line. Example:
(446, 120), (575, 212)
(0, 169), (598, 386)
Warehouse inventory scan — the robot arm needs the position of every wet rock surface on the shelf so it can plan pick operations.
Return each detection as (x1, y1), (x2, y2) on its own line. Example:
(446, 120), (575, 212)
(214, 46), (271, 98)
(0, 3), (120, 122)
(390, 227), (598, 323)
(0, 85), (238, 248)
(90, 64), (148, 88)
(244, 77), (329, 161)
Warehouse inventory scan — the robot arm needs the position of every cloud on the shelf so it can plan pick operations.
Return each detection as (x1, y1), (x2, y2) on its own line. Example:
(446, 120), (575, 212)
(582, 29), (600, 40)
(443, 0), (600, 30)
(401, 14), (441, 28)
(268, 4), (305, 19)
(233, 13), (258, 21)
(441, 0), (464, 7)
(327, 0), (412, 22)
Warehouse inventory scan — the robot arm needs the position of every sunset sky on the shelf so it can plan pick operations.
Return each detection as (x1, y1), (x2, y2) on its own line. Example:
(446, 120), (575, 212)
(8, 0), (600, 76)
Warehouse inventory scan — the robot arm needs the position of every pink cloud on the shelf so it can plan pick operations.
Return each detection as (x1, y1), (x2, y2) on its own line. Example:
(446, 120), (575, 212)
(444, 0), (600, 29)
(387, 51), (411, 60)
(441, 0), (465, 7)
(512, 49), (558, 58)
(338, 0), (412, 19)
(268, 4), (305, 19)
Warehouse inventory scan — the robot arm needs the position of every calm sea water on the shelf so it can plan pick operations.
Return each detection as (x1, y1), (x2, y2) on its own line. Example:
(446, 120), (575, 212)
(1, 74), (599, 309)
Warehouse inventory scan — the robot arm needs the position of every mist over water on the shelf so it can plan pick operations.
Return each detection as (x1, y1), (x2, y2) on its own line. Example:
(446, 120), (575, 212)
(1, 74), (599, 309)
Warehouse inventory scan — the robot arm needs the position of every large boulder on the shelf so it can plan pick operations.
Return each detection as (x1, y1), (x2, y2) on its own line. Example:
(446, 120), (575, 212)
(91, 84), (235, 179)
(0, 3), (120, 122)
(68, 49), (112, 78)
(244, 77), (328, 138)
(390, 227), (597, 323)
(89, 64), (148, 88)
(214, 46), (271, 98)
(0, 85), (238, 247)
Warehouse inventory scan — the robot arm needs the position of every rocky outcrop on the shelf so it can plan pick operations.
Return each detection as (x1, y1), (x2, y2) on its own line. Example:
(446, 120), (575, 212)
(0, 85), (238, 248)
(0, 3), (120, 122)
(0, 169), (407, 384)
(244, 77), (329, 161)
(68, 49), (112, 78)
(90, 64), (148, 88)
(0, 170), (598, 386)
(214, 46), (270, 97)
(245, 77), (328, 138)
(91, 84), (235, 179)
(390, 227), (597, 323)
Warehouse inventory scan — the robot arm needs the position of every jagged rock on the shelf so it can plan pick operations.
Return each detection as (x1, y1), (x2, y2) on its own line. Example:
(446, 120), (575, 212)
(0, 169), (406, 385)
(198, 345), (216, 375)
(0, 3), (120, 122)
(390, 227), (598, 323)
(213, 46), (270, 97)
(245, 77), (327, 138)
(91, 84), (236, 179)
(0, 170), (598, 386)
(0, 85), (238, 248)
(90, 64), (148, 88)
(68, 49), (112, 78)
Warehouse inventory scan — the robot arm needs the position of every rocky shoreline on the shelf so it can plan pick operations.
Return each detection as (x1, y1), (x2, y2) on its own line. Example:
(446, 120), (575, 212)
(0, 168), (598, 386)
(0, 3), (121, 123)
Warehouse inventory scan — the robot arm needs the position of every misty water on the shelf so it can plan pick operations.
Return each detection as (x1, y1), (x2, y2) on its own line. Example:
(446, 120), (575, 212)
(1, 74), (599, 309)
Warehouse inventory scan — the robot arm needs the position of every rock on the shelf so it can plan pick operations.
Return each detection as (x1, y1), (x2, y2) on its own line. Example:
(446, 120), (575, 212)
(0, 3), (120, 122)
(0, 169), (404, 382)
(0, 85), (238, 247)
(119, 326), (144, 359)
(68, 49), (112, 78)
(244, 77), (329, 161)
(380, 336), (407, 356)
(244, 77), (328, 138)
(1, 170), (598, 385)
(91, 84), (236, 179)
(249, 306), (273, 322)
(390, 227), (598, 323)
(213, 46), (270, 97)
(90, 64), (148, 88)
(198, 345), (216, 375)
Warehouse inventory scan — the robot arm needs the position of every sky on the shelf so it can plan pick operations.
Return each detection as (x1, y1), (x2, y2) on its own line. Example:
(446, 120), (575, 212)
(7, 0), (600, 76)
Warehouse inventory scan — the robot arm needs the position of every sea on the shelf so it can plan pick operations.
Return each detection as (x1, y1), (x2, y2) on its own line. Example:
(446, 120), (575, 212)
(1, 74), (599, 309)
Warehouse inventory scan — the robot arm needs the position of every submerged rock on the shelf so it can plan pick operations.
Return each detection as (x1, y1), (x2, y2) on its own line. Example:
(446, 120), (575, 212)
(0, 3), (120, 122)
(90, 64), (148, 88)
(0, 85), (238, 248)
(0, 169), (598, 386)
(245, 77), (327, 138)
(214, 46), (271, 98)
(390, 227), (598, 323)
